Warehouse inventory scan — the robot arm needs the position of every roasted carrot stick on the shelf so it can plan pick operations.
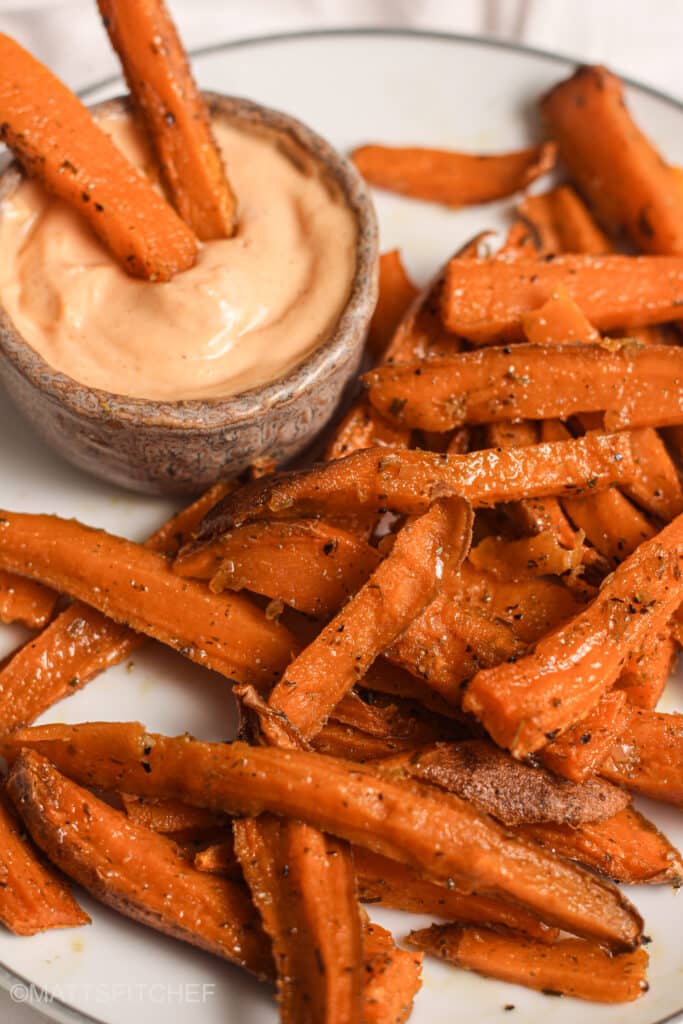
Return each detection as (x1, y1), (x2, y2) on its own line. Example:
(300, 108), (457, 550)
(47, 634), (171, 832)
(194, 838), (241, 877)
(622, 426), (683, 522)
(469, 531), (584, 582)
(541, 65), (683, 255)
(521, 288), (601, 344)
(408, 925), (648, 1003)
(615, 631), (675, 709)
(518, 185), (612, 255)
(366, 344), (683, 432)
(599, 707), (683, 806)
(361, 920), (422, 1024)
(0, 571), (58, 629)
(0, 34), (197, 279)
(0, 786), (89, 935)
(266, 498), (472, 740)
(7, 750), (272, 975)
(98, 0), (236, 239)
(0, 723), (642, 949)
(540, 691), (630, 783)
(0, 510), (295, 688)
(121, 794), (228, 834)
(351, 142), (556, 207)
(366, 249), (419, 360)
(463, 512), (683, 757)
(441, 255), (683, 342)
(498, 219), (538, 259)
(518, 806), (683, 885)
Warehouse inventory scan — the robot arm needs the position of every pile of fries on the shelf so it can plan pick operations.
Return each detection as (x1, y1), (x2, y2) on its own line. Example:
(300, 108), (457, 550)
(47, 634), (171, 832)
(1, 4), (683, 1016)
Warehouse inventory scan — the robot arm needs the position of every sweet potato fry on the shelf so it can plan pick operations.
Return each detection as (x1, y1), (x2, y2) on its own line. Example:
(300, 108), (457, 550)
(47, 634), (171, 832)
(351, 142), (556, 207)
(0, 34), (197, 279)
(0, 571), (58, 629)
(0, 723), (643, 949)
(464, 513), (683, 757)
(408, 925), (648, 1003)
(441, 255), (683, 343)
(0, 511), (296, 688)
(0, 786), (89, 935)
(361, 920), (422, 1024)
(615, 631), (675, 709)
(518, 806), (683, 885)
(7, 750), (271, 975)
(541, 65), (683, 254)
(599, 707), (683, 806)
(367, 249), (419, 360)
(521, 288), (601, 344)
(366, 344), (683, 432)
(384, 740), (630, 827)
(98, 0), (236, 239)
(540, 691), (630, 783)
(518, 185), (612, 255)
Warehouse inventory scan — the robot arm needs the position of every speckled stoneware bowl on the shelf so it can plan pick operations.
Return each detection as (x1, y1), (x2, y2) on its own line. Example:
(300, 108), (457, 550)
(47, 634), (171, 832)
(0, 93), (378, 495)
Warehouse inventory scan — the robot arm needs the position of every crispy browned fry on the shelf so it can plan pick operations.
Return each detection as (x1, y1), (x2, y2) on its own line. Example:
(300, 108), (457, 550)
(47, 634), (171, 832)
(361, 920), (422, 1024)
(381, 740), (629, 827)
(408, 924), (649, 1003)
(0, 571), (57, 629)
(615, 631), (675, 709)
(266, 498), (472, 740)
(464, 513), (683, 758)
(0, 510), (296, 688)
(0, 786), (89, 935)
(0, 723), (643, 950)
(541, 65), (683, 254)
(366, 344), (683, 432)
(599, 706), (683, 806)
(367, 249), (419, 360)
(7, 750), (271, 975)
(518, 806), (683, 885)
(518, 185), (612, 255)
(540, 691), (630, 783)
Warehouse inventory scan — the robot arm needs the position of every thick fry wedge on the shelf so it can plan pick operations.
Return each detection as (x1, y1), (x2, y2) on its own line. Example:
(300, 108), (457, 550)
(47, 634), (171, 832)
(408, 925), (648, 1003)
(366, 344), (683, 432)
(541, 65), (683, 254)
(0, 786), (89, 935)
(518, 806), (683, 885)
(540, 691), (630, 783)
(352, 142), (556, 206)
(441, 255), (683, 342)
(98, 0), (236, 239)
(367, 249), (419, 360)
(7, 751), (272, 975)
(0, 723), (643, 950)
(0, 34), (197, 279)
(0, 511), (295, 688)
(464, 513), (683, 757)
(518, 185), (612, 255)
(600, 707), (683, 806)
(361, 921), (422, 1024)
(0, 571), (57, 629)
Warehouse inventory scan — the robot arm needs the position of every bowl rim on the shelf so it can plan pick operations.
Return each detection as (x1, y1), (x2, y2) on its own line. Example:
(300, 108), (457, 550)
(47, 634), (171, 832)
(0, 91), (378, 431)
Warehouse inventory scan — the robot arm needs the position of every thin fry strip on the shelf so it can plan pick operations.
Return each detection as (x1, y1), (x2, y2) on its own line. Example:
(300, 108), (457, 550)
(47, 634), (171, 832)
(463, 512), (683, 758)
(98, 0), (236, 239)
(0, 723), (643, 950)
(0, 571), (58, 629)
(0, 511), (296, 688)
(366, 344), (683, 432)
(441, 255), (683, 342)
(541, 65), (683, 254)
(518, 185), (612, 255)
(7, 750), (272, 975)
(0, 34), (197, 279)
(540, 691), (630, 783)
(366, 249), (419, 360)
(351, 142), (556, 206)
(407, 925), (648, 1003)
(599, 707), (683, 806)
(267, 498), (472, 740)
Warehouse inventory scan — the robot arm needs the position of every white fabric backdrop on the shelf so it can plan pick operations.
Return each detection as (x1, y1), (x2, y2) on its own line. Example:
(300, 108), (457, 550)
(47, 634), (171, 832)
(0, 1), (681, 1021)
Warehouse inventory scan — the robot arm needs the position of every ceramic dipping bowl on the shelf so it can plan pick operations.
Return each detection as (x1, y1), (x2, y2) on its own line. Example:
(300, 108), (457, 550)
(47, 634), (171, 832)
(0, 93), (378, 495)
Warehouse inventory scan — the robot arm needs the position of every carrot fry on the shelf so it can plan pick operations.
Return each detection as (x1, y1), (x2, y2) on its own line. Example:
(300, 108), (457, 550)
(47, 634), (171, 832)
(0, 482), (236, 730)
(441, 255), (683, 342)
(518, 806), (683, 885)
(540, 691), (630, 783)
(0, 785), (89, 935)
(0, 571), (58, 629)
(0, 34), (197, 279)
(599, 707), (683, 806)
(518, 185), (612, 255)
(366, 343), (683, 432)
(622, 426), (683, 522)
(463, 513), (683, 757)
(312, 717), (447, 762)
(367, 249), (419, 360)
(615, 631), (675, 709)
(0, 723), (643, 950)
(0, 511), (296, 688)
(361, 660), (464, 720)
(121, 794), (228, 834)
(498, 220), (538, 259)
(408, 925), (648, 1003)
(361, 920), (422, 1024)
(98, 0), (236, 239)
(384, 739), (629, 827)
(522, 288), (601, 344)
(326, 401), (411, 462)
(354, 848), (558, 942)
(541, 65), (683, 254)
(351, 142), (556, 207)
(266, 498), (472, 740)
(194, 837), (241, 877)
(180, 433), (636, 544)
(469, 531), (583, 581)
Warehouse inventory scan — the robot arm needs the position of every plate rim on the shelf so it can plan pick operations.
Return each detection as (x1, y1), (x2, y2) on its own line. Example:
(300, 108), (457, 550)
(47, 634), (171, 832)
(3, 24), (682, 1024)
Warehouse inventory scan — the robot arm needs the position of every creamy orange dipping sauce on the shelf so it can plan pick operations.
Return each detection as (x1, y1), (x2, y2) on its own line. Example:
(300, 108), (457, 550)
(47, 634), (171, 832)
(0, 113), (357, 400)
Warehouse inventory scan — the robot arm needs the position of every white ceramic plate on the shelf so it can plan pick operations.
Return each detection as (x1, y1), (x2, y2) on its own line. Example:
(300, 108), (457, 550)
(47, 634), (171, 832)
(0, 28), (681, 1024)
